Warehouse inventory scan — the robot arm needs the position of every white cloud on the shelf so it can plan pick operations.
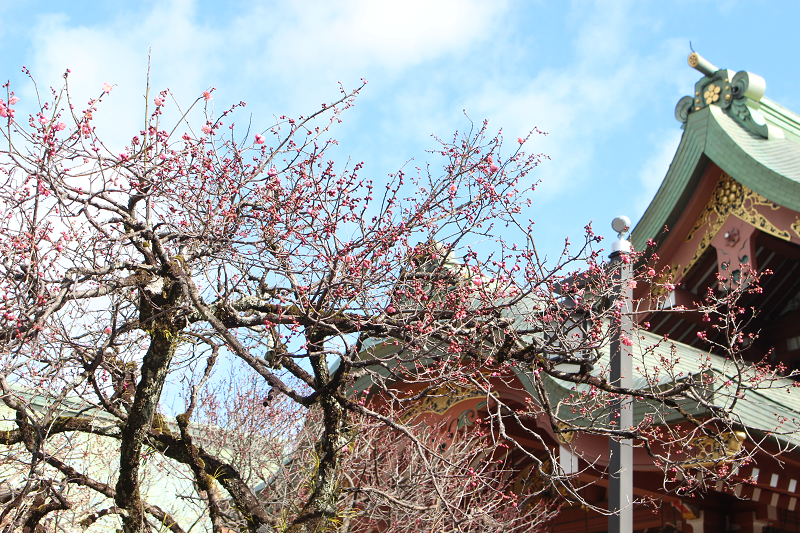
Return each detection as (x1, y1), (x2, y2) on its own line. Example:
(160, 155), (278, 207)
(19, 1), (695, 209)
(27, 3), (222, 148)
(452, 35), (691, 199)
(13, 0), (773, 269)
(256, 0), (505, 76)
(23, 0), (509, 151)
(569, 0), (635, 67)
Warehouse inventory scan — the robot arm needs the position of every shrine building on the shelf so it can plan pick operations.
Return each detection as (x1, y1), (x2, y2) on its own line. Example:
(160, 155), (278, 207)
(619, 51), (800, 532)
(360, 53), (800, 533)
(552, 51), (800, 532)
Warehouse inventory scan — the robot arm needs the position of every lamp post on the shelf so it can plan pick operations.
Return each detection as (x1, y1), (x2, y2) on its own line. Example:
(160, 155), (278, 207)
(609, 216), (633, 533)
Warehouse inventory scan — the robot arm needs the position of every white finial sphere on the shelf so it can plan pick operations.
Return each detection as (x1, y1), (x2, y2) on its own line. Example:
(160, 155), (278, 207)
(612, 216), (631, 234)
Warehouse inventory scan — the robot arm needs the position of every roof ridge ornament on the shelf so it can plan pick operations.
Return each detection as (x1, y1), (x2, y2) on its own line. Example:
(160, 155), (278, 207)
(675, 52), (773, 139)
(688, 52), (718, 77)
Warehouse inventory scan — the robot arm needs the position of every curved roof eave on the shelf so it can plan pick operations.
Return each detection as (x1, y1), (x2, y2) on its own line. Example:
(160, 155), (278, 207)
(513, 330), (800, 445)
(632, 105), (800, 251)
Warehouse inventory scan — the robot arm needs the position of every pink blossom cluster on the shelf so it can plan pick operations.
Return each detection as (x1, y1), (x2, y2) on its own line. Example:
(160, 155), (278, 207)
(0, 94), (19, 118)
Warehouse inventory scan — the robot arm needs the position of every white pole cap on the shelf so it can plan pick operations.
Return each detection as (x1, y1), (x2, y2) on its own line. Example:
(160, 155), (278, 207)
(611, 216), (631, 253)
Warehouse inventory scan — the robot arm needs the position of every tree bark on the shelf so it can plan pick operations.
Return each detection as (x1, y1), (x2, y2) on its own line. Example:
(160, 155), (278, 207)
(285, 336), (348, 533)
(115, 277), (183, 533)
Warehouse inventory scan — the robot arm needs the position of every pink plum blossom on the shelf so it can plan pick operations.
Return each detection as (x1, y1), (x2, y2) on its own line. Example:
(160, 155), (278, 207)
(203, 91), (213, 101)
(55, 122), (66, 131)
(255, 133), (265, 144)
(8, 96), (19, 105)
(103, 83), (113, 94)
(517, 136), (524, 144)
(154, 97), (164, 106)
(202, 124), (212, 134)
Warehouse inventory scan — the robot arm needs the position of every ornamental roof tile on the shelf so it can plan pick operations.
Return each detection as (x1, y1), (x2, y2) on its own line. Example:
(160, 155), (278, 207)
(632, 91), (800, 252)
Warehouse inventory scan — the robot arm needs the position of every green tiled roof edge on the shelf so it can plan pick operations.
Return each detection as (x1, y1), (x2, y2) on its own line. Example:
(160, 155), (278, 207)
(761, 97), (800, 142)
(632, 104), (800, 252)
(512, 330), (800, 445)
(356, 336), (800, 444)
(631, 108), (709, 252)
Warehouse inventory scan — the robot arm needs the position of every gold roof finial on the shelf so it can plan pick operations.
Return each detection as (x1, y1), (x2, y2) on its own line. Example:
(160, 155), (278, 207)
(688, 52), (719, 77)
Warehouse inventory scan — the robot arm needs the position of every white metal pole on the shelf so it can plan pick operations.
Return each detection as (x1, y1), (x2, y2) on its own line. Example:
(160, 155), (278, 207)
(609, 216), (633, 533)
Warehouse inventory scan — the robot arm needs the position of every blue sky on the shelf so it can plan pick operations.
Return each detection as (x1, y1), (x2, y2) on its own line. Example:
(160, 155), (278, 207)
(3, 0), (799, 260)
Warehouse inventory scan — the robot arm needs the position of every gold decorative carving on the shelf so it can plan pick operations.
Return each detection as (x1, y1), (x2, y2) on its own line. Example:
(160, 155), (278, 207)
(792, 217), (800, 240)
(554, 421), (576, 444)
(650, 265), (680, 297)
(704, 83), (721, 104)
(682, 173), (788, 277)
(400, 385), (491, 423)
(514, 461), (546, 496)
(514, 458), (575, 502)
(683, 431), (746, 468)
(682, 232), (715, 278)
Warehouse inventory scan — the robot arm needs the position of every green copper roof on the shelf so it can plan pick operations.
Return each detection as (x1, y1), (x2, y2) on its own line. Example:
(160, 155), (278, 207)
(515, 329), (800, 445)
(357, 329), (800, 445)
(632, 65), (800, 252)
